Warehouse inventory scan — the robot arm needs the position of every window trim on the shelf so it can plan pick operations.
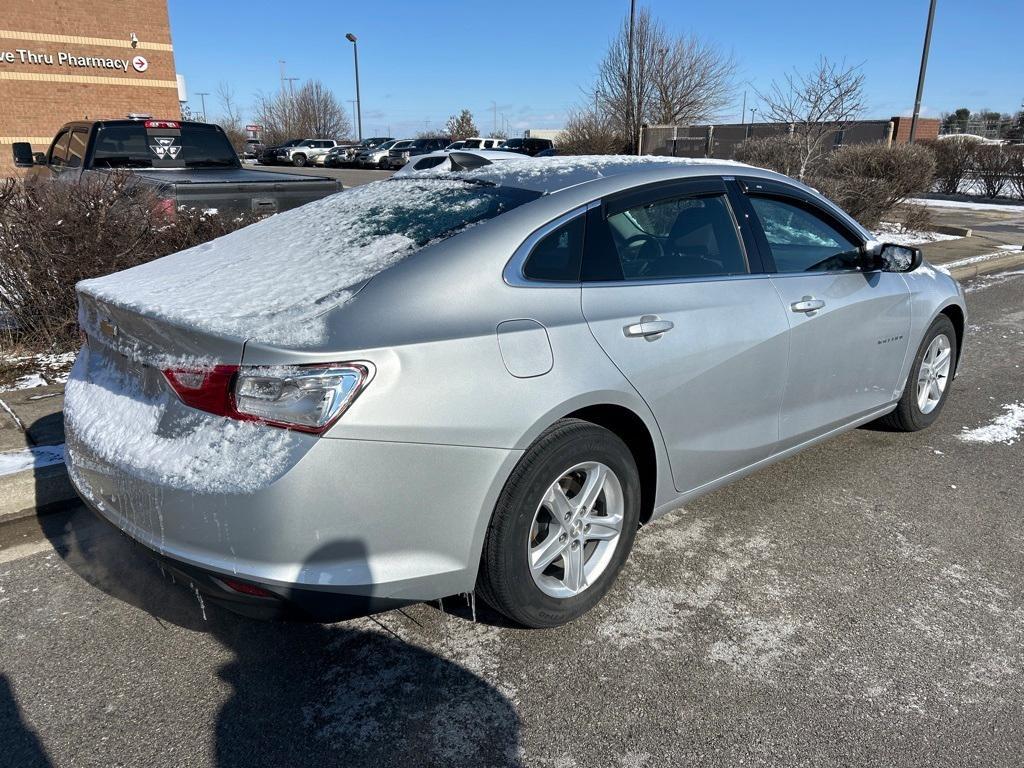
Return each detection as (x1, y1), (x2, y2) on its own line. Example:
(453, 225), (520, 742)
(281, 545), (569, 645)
(47, 130), (71, 167)
(503, 203), (593, 288)
(735, 176), (873, 276)
(586, 179), (752, 283)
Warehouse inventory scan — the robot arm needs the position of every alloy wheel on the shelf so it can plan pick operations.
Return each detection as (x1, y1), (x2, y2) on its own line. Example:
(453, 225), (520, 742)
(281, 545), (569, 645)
(917, 333), (952, 414)
(527, 461), (624, 599)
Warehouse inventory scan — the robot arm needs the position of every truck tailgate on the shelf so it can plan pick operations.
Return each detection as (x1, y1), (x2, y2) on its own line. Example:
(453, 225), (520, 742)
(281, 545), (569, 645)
(173, 177), (341, 215)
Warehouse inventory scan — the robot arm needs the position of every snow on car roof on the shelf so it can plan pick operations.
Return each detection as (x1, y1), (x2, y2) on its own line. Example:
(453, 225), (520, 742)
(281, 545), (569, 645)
(456, 154), (749, 194)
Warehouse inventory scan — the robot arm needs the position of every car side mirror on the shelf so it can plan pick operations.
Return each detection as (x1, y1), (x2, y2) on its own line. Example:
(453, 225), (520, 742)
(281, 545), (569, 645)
(12, 142), (37, 167)
(875, 243), (924, 273)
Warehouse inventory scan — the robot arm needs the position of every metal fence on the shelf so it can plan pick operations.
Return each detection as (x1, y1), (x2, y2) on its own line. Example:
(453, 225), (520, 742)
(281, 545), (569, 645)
(641, 120), (899, 159)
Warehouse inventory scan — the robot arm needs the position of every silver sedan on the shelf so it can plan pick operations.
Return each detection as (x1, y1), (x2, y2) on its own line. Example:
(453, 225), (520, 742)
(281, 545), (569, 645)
(66, 157), (966, 627)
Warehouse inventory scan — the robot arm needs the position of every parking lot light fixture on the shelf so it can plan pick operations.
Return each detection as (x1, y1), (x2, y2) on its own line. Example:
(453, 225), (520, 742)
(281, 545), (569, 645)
(346, 33), (363, 141)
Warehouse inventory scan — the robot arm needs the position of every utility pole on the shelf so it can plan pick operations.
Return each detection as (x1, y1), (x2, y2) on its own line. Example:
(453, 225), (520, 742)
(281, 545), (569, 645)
(750, 107), (758, 124)
(345, 33), (363, 140)
(491, 100), (497, 136)
(196, 91), (209, 121)
(741, 90), (746, 125)
(278, 59), (286, 93)
(347, 100), (358, 137)
(284, 77), (299, 98)
(909, 0), (938, 143)
(626, 0), (637, 154)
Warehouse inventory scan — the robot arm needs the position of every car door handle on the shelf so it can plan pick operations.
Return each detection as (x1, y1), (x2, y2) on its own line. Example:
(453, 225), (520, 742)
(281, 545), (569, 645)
(623, 317), (674, 338)
(790, 298), (826, 314)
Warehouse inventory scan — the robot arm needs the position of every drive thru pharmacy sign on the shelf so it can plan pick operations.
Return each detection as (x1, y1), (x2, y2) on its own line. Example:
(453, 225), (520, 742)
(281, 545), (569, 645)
(0, 48), (148, 74)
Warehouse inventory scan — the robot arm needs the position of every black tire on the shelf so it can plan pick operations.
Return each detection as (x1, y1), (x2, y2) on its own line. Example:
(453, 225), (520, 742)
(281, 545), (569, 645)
(476, 418), (641, 628)
(292, 154), (307, 167)
(378, 157), (389, 169)
(878, 314), (957, 432)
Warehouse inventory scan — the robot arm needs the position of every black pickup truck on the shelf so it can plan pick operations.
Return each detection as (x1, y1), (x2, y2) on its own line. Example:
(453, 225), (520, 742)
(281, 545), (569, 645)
(12, 118), (341, 216)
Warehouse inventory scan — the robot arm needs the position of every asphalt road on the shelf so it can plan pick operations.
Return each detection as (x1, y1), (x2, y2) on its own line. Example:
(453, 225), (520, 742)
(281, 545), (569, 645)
(1, 271), (1023, 768)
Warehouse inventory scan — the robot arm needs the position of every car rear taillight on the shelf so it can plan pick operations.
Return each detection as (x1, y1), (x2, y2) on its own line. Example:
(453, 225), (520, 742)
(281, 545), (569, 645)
(161, 362), (372, 435)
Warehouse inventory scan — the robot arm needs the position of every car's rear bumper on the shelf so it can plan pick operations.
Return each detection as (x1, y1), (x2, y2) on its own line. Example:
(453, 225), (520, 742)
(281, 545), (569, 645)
(66, 419), (520, 618)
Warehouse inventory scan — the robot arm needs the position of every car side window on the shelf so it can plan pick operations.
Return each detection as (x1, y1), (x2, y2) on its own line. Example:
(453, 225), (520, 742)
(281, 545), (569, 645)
(66, 130), (88, 168)
(583, 193), (747, 281)
(749, 196), (862, 273)
(523, 215), (584, 282)
(49, 131), (71, 167)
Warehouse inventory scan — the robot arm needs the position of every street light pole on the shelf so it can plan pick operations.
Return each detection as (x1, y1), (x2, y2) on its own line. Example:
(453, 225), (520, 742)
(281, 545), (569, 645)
(909, 0), (938, 144)
(196, 91), (209, 121)
(345, 33), (363, 141)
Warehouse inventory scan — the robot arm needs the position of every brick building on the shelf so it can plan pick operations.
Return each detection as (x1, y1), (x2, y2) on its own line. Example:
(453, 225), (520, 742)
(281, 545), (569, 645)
(1, 0), (180, 171)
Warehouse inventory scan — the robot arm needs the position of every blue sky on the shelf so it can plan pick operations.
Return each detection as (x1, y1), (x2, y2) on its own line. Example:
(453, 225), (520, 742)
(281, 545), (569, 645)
(168, 0), (1022, 138)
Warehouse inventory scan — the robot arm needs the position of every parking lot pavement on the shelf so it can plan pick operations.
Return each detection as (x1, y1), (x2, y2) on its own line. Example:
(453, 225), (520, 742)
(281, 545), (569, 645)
(1, 271), (1022, 767)
(245, 162), (393, 187)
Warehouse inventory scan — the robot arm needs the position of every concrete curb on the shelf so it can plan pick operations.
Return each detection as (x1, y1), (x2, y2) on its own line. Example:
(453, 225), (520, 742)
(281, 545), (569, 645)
(932, 225), (973, 237)
(945, 250), (1024, 281)
(0, 462), (77, 525)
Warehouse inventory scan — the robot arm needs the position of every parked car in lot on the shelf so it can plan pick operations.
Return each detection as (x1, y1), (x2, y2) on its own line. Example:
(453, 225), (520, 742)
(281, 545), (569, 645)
(354, 139), (399, 168)
(12, 118), (341, 215)
(393, 148), (513, 175)
(277, 139), (341, 167)
(502, 137), (555, 156)
(384, 139), (415, 168)
(461, 137), (505, 150)
(387, 136), (452, 168)
(241, 138), (263, 160)
(258, 138), (303, 165)
(444, 140), (466, 151)
(65, 155), (965, 628)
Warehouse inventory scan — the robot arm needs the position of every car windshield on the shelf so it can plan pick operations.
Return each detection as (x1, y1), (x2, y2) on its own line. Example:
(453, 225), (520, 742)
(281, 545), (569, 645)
(504, 138), (523, 148)
(377, 140), (397, 150)
(92, 123), (240, 169)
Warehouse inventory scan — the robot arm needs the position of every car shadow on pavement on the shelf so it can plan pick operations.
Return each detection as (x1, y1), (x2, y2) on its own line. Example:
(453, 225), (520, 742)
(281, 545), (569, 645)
(0, 674), (53, 768)
(35, 477), (523, 767)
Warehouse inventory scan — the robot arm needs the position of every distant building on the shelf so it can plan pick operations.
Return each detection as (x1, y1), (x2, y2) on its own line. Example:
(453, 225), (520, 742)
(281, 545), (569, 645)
(523, 129), (563, 142)
(1, 0), (181, 172)
(641, 117), (942, 158)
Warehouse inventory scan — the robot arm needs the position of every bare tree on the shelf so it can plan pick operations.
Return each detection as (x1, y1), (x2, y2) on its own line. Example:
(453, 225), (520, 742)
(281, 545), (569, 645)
(593, 6), (736, 153)
(556, 106), (623, 155)
(445, 109), (479, 140)
(757, 57), (866, 180)
(215, 82), (247, 153)
(254, 80), (352, 144)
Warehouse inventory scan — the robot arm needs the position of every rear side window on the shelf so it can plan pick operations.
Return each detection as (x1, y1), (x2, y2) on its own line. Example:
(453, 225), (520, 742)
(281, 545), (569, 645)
(583, 193), (747, 281)
(749, 197), (861, 273)
(49, 131), (71, 166)
(523, 216), (584, 281)
(67, 130), (88, 168)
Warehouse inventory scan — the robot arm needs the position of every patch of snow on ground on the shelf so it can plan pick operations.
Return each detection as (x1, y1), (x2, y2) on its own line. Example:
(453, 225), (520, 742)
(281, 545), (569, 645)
(64, 347), (301, 493)
(12, 373), (47, 389)
(959, 403), (1024, 446)
(0, 445), (65, 477)
(910, 197), (1024, 213)
(1, 351), (78, 389)
(873, 223), (959, 246)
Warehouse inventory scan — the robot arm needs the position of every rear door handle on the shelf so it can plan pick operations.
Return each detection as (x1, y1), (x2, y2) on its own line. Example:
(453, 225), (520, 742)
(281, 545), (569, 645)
(790, 297), (826, 314)
(623, 316), (674, 339)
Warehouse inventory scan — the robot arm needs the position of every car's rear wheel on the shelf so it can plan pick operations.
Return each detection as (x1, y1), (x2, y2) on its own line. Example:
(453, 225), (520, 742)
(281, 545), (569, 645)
(878, 314), (957, 432)
(477, 419), (641, 628)
(292, 153), (307, 167)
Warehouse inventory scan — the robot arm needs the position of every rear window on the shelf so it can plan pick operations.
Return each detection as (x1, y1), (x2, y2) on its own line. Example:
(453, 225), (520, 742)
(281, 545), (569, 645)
(372, 179), (540, 246)
(92, 123), (240, 169)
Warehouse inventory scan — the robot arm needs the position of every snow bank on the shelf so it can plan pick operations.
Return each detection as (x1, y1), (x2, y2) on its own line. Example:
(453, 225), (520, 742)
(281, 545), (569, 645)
(873, 223), (959, 247)
(77, 179), (500, 348)
(64, 348), (300, 493)
(959, 403), (1024, 446)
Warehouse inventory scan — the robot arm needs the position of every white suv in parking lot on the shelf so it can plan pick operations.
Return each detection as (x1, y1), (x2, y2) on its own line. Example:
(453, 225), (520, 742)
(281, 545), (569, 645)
(279, 139), (340, 167)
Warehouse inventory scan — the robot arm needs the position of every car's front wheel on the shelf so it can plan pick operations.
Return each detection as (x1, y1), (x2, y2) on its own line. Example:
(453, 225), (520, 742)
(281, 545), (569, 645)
(879, 314), (957, 431)
(477, 419), (641, 628)
(292, 153), (307, 167)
